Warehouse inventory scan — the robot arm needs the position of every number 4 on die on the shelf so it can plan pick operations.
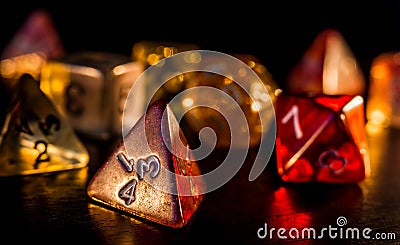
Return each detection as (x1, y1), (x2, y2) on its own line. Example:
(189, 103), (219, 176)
(275, 93), (370, 183)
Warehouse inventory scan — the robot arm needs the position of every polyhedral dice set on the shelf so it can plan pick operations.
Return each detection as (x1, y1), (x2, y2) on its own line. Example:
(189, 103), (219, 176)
(0, 11), (383, 229)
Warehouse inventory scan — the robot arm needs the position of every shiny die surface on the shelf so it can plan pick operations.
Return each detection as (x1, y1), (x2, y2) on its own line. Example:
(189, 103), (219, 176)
(0, 74), (89, 176)
(275, 93), (370, 183)
(180, 54), (280, 148)
(130, 40), (200, 106)
(285, 28), (366, 96)
(87, 100), (204, 228)
(40, 51), (144, 140)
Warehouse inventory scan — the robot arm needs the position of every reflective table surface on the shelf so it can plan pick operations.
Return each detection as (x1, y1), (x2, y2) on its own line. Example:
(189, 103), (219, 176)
(1, 127), (399, 245)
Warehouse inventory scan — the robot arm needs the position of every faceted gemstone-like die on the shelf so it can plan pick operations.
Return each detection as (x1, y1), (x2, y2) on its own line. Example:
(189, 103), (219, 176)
(87, 100), (204, 228)
(131, 40), (200, 103)
(0, 74), (89, 176)
(180, 54), (280, 148)
(1, 9), (64, 92)
(40, 51), (144, 140)
(286, 28), (365, 96)
(275, 93), (370, 183)
(1, 9), (65, 60)
(132, 40), (199, 69)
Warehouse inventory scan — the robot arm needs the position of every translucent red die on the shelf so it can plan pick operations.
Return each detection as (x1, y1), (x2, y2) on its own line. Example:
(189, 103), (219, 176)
(275, 93), (370, 183)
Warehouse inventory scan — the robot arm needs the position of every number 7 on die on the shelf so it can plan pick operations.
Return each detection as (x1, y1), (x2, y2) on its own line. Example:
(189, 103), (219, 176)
(275, 93), (370, 183)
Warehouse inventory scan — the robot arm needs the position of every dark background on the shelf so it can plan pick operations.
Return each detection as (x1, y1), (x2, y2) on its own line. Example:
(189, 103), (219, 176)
(1, 2), (400, 244)
(1, 1), (400, 88)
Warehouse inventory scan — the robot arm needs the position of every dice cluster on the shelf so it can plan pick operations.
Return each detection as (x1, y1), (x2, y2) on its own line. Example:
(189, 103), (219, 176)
(0, 10), (383, 229)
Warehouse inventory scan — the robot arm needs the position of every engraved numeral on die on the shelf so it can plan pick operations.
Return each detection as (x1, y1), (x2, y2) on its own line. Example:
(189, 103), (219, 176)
(118, 179), (137, 205)
(16, 117), (34, 136)
(117, 151), (134, 172)
(34, 140), (50, 169)
(137, 155), (160, 180)
(318, 150), (347, 174)
(65, 82), (84, 117)
(39, 114), (60, 135)
(117, 151), (161, 205)
(281, 105), (303, 139)
(15, 111), (60, 168)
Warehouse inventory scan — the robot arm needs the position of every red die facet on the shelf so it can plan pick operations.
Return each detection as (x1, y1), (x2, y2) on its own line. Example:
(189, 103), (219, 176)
(275, 93), (370, 183)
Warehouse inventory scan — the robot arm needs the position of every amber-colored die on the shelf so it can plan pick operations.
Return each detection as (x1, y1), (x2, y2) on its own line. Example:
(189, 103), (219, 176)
(131, 40), (200, 103)
(181, 54), (281, 148)
(366, 52), (400, 130)
(0, 74), (89, 176)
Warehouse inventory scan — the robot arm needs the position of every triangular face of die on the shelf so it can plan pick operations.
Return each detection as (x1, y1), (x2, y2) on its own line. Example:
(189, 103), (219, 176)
(276, 93), (370, 183)
(286, 28), (365, 96)
(1, 9), (65, 59)
(87, 100), (205, 228)
(0, 74), (90, 176)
